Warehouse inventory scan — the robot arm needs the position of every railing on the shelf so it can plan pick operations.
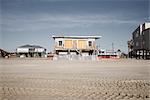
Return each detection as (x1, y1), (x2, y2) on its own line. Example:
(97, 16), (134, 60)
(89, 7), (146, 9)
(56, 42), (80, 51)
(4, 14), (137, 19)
(54, 45), (97, 50)
(54, 54), (98, 61)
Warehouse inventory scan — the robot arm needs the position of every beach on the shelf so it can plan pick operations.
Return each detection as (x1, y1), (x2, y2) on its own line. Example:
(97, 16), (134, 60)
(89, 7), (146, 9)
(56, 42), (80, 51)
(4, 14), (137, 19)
(0, 58), (149, 100)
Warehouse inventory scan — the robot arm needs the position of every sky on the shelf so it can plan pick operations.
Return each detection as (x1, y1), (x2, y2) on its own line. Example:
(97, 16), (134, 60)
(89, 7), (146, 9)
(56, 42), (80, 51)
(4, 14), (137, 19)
(0, 0), (149, 53)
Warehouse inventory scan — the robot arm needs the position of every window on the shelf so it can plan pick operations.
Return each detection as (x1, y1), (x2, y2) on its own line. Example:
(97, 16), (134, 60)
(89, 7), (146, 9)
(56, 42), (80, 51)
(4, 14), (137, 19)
(58, 41), (62, 46)
(88, 41), (92, 47)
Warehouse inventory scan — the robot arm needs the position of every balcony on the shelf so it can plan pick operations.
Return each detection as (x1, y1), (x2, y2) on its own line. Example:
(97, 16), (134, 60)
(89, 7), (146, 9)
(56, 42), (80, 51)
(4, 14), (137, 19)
(54, 44), (96, 50)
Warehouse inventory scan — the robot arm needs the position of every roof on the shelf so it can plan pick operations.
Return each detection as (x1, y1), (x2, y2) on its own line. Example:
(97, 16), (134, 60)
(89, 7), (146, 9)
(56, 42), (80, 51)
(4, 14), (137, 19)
(18, 45), (45, 49)
(52, 35), (101, 39)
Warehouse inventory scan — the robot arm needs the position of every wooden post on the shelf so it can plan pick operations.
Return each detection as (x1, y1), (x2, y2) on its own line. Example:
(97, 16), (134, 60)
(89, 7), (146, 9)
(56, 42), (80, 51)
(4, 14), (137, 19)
(136, 50), (137, 59)
(145, 50), (148, 59)
(139, 50), (140, 59)
(142, 50), (144, 59)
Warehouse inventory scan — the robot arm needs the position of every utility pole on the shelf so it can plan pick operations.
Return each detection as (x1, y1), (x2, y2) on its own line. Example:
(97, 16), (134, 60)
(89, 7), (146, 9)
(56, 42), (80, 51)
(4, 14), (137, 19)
(112, 43), (114, 55)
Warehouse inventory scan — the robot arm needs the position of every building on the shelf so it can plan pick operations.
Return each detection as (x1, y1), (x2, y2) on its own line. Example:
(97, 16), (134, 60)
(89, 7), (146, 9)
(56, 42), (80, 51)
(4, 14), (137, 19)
(52, 35), (101, 57)
(0, 49), (10, 58)
(98, 49), (120, 59)
(16, 45), (46, 58)
(128, 22), (150, 59)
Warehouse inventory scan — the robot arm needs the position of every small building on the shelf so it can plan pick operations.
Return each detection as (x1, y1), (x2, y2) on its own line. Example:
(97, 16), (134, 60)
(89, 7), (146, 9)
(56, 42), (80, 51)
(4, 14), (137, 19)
(98, 49), (119, 59)
(0, 49), (10, 58)
(128, 22), (150, 59)
(52, 35), (101, 57)
(16, 45), (46, 58)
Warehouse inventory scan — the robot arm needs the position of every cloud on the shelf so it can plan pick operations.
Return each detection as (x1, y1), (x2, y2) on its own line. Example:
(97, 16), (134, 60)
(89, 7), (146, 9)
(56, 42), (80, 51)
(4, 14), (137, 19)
(1, 13), (143, 33)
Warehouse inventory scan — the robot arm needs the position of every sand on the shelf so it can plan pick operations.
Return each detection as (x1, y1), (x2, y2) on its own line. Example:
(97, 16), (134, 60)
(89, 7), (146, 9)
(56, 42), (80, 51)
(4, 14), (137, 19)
(0, 58), (149, 100)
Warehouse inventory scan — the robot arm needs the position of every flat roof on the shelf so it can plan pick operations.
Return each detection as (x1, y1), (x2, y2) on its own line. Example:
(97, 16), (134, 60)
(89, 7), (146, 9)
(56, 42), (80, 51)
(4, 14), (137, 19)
(52, 35), (101, 39)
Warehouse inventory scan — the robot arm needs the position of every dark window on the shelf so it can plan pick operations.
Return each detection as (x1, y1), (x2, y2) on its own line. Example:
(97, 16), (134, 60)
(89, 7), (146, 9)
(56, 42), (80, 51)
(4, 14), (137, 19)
(58, 41), (62, 46)
(88, 41), (92, 46)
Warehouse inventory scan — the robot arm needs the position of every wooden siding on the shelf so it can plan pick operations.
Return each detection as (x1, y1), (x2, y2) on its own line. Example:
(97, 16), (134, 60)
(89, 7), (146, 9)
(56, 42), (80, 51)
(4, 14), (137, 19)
(78, 40), (86, 49)
(64, 40), (73, 49)
(73, 40), (77, 49)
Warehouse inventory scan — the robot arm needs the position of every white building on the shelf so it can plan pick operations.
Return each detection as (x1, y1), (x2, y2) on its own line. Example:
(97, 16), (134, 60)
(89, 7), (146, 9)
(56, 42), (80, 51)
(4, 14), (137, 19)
(16, 45), (46, 57)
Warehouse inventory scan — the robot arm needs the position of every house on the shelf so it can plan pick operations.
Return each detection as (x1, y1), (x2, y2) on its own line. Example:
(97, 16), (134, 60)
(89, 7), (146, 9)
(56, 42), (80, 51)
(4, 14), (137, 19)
(16, 45), (46, 58)
(52, 35), (101, 57)
(128, 22), (150, 59)
(98, 49), (119, 59)
(0, 49), (10, 58)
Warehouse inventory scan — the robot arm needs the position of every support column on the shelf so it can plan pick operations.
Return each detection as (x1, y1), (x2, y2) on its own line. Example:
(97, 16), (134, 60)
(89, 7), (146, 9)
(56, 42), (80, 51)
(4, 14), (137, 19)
(136, 50), (137, 59)
(142, 50), (144, 59)
(139, 50), (140, 59)
(145, 50), (147, 60)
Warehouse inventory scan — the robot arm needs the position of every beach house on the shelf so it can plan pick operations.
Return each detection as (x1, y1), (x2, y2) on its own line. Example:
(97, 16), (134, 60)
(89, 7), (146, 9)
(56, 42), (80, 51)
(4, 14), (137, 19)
(52, 35), (101, 56)
(16, 45), (46, 58)
(128, 22), (150, 59)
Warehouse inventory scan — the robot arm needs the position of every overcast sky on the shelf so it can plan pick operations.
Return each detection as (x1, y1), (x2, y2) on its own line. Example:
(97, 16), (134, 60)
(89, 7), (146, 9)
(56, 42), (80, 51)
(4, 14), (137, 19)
(0, 0), (149, 53)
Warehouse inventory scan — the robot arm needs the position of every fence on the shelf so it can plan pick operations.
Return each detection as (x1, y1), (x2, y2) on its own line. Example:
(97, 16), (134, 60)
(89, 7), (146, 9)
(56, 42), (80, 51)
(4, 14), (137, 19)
(53, 54), (98, 61)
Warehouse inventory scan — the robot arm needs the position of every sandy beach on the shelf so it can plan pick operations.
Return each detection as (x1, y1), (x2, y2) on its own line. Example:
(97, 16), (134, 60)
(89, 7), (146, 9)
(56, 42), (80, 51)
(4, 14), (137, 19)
(0, 58), (149, 100)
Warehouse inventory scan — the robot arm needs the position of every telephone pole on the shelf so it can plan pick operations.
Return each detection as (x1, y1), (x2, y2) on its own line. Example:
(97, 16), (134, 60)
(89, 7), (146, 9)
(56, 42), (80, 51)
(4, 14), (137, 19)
(112, 43), (114, 55)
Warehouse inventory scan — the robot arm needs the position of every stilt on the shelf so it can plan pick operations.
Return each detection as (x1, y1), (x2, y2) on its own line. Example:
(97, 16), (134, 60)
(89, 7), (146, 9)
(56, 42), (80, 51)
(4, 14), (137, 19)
(136, 50), (137, 59)
(145, 50), (147, 59)
(139, 50), (140, 59)
(142, 50), (144, 59)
